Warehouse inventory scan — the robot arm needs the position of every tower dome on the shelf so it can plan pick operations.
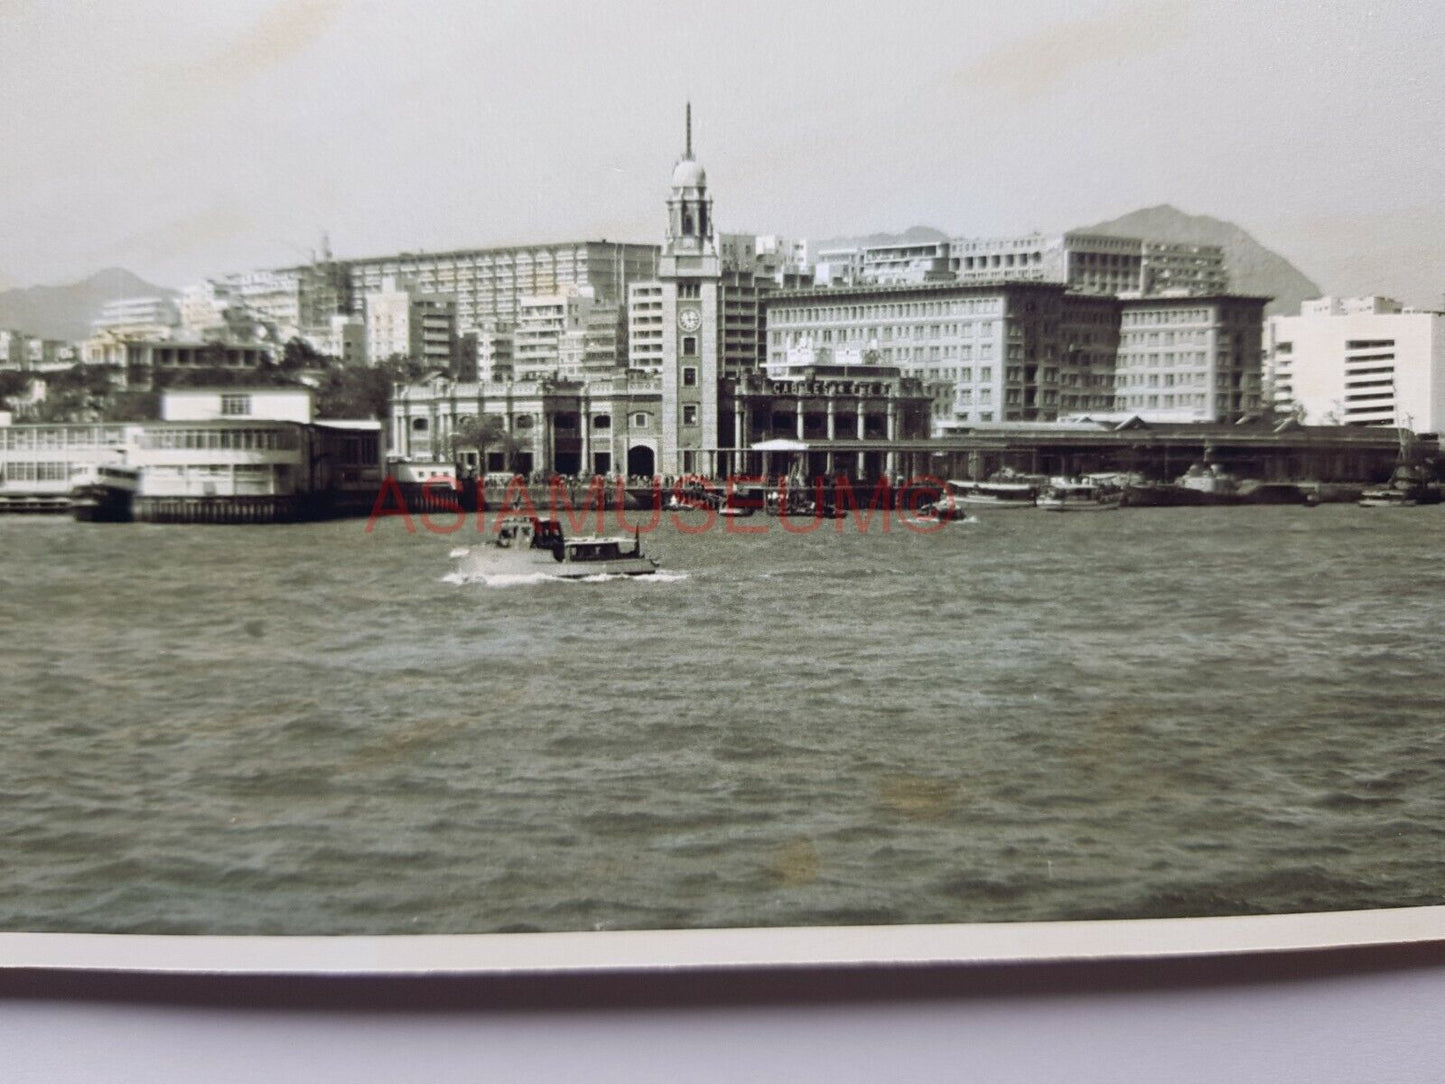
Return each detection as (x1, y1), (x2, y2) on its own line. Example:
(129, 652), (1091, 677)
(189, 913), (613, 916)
(671, 158), (707, 189)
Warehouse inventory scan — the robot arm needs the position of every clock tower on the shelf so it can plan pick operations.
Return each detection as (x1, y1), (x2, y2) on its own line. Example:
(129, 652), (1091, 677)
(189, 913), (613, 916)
(658, 103), (721, 476)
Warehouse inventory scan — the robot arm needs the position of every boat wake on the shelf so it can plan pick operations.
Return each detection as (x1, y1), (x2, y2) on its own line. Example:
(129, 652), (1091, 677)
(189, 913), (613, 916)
(442, 569), (689, 588)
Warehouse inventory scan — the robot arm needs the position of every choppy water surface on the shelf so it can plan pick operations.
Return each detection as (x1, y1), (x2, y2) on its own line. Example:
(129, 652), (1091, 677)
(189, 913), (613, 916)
(1, 506), (1442, 935)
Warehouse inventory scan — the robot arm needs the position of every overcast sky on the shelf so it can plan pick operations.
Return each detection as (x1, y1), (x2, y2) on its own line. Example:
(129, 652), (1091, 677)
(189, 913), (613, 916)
(2, 0), (1442, 305)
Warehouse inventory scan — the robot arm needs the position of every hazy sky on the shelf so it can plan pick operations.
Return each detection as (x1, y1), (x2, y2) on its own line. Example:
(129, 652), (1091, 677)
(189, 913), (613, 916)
(3, 0), (1442, 305)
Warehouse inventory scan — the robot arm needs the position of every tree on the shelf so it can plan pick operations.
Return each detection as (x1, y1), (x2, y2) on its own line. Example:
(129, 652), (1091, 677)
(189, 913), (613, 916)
(281, 337), (329, 373)
(452, 413), (520, 473)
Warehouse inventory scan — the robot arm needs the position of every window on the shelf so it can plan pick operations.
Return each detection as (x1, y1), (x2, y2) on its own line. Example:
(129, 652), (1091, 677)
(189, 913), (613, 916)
(682, 367), (697, 387)
(221, 394), (251, 416)
(683, 405), (698, 425)
(633, 413), (649, 428)
(592, 414), (610, 430)
(682, 336), (697, 356)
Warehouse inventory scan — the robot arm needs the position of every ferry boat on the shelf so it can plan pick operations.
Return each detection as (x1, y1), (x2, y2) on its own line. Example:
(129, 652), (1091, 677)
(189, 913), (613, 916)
(943, 479), (1040, 509)
(452, 516), (659, 579)
(69, 463), (140, 523)
(1036, 479), (1123, 512)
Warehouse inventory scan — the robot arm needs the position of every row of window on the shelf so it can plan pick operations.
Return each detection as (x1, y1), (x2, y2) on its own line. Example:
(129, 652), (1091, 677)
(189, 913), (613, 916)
(0, 428), (127, 450)
(138, 428), (300, 451)
(776, 298), (1005, 324)
(1, 461), (70, 482)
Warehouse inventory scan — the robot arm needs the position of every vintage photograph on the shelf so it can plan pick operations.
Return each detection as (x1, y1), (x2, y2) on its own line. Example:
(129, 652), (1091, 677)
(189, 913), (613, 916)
(1, 1), (1442, 946)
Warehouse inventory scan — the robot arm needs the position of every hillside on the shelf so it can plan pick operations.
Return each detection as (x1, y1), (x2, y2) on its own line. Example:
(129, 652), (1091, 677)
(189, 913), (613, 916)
(811, 226), (949, 252)
(1081, 204), (1320, 315)
(0, 268), (178, 343)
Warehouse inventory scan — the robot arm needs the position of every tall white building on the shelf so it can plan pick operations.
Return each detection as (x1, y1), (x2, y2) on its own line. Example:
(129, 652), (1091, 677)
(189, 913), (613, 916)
(512, 286), (620, 380)
(364, 276), (457, 369)
(1266, 297), (1445, 431)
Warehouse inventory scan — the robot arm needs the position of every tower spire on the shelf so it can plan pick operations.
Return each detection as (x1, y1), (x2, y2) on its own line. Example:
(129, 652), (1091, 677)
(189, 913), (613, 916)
(685, 101), (692, 160)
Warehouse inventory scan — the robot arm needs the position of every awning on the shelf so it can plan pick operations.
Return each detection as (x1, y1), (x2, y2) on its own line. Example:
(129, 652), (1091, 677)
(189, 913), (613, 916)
(750, 438), (810, 451)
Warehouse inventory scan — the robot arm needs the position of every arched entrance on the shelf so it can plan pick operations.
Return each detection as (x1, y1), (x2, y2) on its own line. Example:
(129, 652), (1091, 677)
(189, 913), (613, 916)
(626, 444), (656, 478)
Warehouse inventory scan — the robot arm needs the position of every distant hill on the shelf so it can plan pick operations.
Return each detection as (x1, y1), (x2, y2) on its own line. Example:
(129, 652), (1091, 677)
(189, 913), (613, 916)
(1081, 204), (1320, 316)
(812, 226), (949, 252)
(0, 268), (178, 343)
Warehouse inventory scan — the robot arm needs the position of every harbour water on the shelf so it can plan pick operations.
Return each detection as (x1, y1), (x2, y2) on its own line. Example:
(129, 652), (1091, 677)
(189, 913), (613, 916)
(1, 505), (1442, 935)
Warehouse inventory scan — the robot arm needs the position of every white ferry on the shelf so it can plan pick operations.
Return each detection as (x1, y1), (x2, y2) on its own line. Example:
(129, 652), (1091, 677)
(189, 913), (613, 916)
(69, 463), (140, 523)
(453, 516), (659, 579)
(942, 479), (1040, 510)
(1036, 479), (1124, 512)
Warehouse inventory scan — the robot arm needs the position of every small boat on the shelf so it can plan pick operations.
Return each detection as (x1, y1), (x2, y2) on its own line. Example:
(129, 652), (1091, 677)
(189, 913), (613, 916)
(1036, 479), (1123, 512)
(1359, 468), (1439, 507)
(453, 516), (659, 578)
(70, 463), (140, 523)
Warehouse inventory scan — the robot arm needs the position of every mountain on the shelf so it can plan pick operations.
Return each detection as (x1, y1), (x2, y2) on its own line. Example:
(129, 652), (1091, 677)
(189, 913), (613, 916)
(811, 226), (949, 252)
(1080, 204), (1320, 316)
(0, 268), (178, 343)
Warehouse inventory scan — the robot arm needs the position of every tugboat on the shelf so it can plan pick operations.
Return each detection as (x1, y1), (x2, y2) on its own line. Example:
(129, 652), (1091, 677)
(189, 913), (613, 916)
(1359, 466), (1438, 507)
(452, 515), (659, 578)
(69, 463), (140, 523)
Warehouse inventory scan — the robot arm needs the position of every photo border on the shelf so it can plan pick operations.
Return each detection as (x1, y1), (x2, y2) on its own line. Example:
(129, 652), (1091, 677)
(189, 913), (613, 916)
(3, 905), (1443, 975)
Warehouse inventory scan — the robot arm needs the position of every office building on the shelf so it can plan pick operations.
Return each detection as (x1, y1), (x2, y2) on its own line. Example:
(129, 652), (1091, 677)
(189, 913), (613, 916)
(1265, 297), (1445, 430)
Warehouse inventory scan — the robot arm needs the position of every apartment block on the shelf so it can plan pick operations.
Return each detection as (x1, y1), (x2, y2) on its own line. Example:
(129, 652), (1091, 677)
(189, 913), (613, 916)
(1265, 297), (1445, 430)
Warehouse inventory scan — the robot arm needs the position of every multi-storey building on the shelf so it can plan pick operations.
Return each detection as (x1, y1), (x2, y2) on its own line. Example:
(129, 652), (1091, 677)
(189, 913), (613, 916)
(338, 241), (657, 335)
(1140, 241), (1230, 296)
(1265, 297), (1445, 430)
(511, 286), (621, 380)
(764, 281), (1120, 429)
(313, 315), (367, 366)
(951, 233), (1147, 295)
(948, 233), (1229, 299)
(861, 240), (952, 284)
(1113, 295), (1267, 422)
(79, 339), (276, 387)
(390, 369), (664, 477)
(812, 246), (864, 287)
(0, 387), (381, 511)
(364, 276), (457, 370)
(91, 296), (180, 339)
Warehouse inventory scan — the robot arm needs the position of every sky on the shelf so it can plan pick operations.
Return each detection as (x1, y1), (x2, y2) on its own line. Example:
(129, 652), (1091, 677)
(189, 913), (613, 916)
(2, 0), (1442, 306)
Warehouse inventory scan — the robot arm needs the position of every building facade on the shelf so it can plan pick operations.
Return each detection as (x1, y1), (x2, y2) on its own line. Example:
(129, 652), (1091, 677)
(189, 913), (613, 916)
(949, 232), (1227, 298)
(389, 371), (663, 478)
(1265, 297), (1445, 430)
(0, 387), (381, 508)
(1113, 295), (1267, 422)
(336, 241), (658, 335)
(764, 281), (1120, 429)
(91, 296), (180, 339)
(364, 276), (458, 369)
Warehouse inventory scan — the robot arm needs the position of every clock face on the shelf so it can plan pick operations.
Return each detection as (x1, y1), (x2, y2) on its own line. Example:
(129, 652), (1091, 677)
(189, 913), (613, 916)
(678, 307), (701, 333)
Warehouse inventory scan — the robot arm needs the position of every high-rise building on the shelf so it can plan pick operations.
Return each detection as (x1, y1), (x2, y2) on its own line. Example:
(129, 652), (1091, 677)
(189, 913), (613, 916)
(364, 276), (457, 370)
(764, 281), (1120, 429)
(337, 241), (657, 335)
(1265, 297), (1445, 430)
(512, 286), (622, 381)
(1113, 295), (1267, 422)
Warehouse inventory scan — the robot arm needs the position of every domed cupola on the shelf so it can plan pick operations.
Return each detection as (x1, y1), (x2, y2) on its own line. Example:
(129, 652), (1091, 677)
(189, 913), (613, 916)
(665, 103), (715, 257)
